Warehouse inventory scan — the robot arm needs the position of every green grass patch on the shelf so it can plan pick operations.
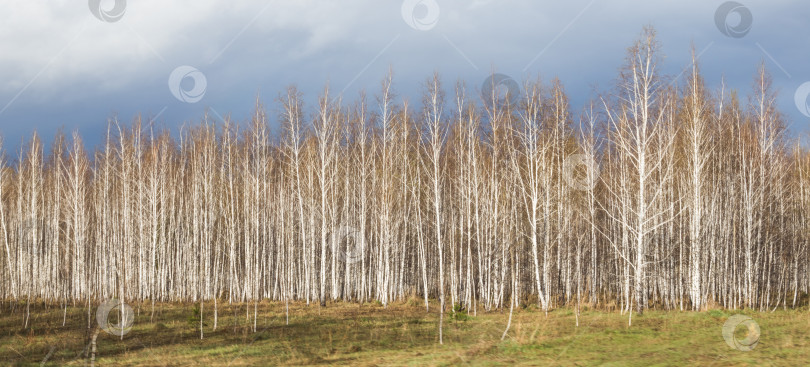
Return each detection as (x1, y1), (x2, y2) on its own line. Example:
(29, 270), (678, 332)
(0, 300), (807, 366)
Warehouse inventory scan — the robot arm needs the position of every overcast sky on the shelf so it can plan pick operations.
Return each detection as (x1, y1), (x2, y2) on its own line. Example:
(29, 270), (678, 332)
(1, 0), (808, 154)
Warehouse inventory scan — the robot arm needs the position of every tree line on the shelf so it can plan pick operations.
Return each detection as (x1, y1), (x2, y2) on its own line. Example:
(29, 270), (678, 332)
(1, 28), (808, 335)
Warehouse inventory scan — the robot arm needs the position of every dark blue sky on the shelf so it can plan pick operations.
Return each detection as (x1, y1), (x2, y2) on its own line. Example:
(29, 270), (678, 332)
(1, 0), (808, 157)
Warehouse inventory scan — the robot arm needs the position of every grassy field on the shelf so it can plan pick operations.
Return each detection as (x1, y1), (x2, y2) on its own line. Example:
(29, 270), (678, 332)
(0, 299), (807, 366)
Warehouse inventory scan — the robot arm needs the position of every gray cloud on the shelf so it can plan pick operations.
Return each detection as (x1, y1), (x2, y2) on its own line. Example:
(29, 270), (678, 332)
(0, 0), (808, 151)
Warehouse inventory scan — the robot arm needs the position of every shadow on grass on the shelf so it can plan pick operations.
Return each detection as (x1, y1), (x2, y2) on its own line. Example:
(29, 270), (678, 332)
(3, 300), (808, 366)
(0, 300), (444, 366)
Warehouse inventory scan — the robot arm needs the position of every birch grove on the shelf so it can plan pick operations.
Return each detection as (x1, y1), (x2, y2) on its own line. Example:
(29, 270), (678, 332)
(1, 29), (809, 331)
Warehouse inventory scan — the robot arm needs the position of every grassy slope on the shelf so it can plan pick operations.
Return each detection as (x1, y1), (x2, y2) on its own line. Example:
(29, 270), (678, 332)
(0, 299), (807, 366)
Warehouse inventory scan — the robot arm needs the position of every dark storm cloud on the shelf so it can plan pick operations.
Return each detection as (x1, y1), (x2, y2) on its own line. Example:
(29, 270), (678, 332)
(0, 0), (808, 152)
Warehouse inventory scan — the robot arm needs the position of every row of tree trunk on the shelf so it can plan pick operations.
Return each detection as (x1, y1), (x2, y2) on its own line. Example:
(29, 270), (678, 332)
(0, 29), (807, 332)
